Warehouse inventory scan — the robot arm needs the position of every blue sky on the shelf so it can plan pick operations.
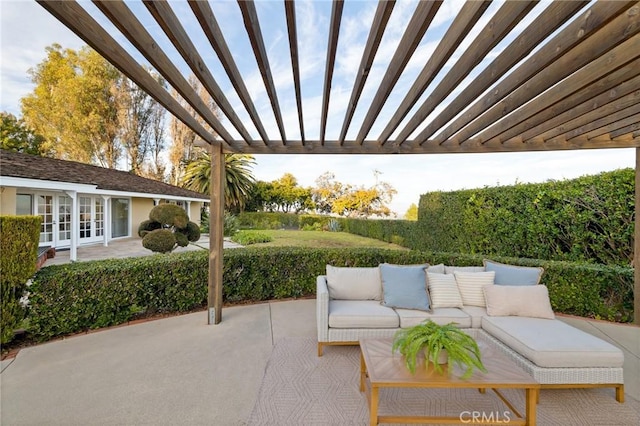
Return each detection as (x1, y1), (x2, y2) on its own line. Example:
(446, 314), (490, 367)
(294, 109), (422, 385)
(0, 0), (634, 215)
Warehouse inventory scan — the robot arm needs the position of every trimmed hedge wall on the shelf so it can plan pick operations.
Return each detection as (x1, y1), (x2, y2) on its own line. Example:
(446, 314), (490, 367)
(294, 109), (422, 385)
(417, 168), (634, 265)
(1, 215), (41, 344)
(28, 247), (633, 340)
(340, 218), (418, 247)
(236, 212), (300, 229)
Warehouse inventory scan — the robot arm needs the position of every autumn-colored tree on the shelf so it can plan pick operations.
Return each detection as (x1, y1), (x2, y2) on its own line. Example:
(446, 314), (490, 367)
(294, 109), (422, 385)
(0, 112), (46, 155)
(21, 44), (120, 167)
(312, 171), (396, 218)
(404, 203), (418, 221)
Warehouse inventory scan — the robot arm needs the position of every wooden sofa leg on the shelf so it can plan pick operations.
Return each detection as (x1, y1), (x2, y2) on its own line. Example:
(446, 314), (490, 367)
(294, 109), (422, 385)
(616, 385), (625, 403)
(318, 343), (324, 357)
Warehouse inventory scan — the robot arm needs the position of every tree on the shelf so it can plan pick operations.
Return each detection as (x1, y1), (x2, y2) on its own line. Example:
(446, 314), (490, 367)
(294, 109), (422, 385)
(404, 203), (418, 221)
(181, 152), (256, 213)
(169, 75), (218, 185)
(311, 171), (396, 218)
(114, 71), (166, 177)
(0, 112), (46, 155)
(21, 44), (121, 167)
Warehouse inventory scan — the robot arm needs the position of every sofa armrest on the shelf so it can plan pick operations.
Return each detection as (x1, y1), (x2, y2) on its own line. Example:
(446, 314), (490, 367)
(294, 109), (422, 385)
(317, 275), (330, 343)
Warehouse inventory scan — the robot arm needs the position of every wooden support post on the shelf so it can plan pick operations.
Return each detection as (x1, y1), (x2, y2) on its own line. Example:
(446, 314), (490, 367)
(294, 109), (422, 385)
(635, 148), (640, 325)
(208, 142), (224, 325)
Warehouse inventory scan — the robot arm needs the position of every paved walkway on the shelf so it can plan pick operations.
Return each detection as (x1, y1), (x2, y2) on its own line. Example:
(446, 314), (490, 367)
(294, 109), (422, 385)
(44, 235), (242, 266)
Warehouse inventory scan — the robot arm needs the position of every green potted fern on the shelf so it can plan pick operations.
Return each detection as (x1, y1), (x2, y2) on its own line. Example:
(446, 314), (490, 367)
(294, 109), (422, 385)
(392, 320), (487, 379)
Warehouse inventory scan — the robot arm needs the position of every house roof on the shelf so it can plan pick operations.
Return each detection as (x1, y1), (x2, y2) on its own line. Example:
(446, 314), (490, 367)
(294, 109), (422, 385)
(0, 149), (208, 201)
(38, 1), (640, 154)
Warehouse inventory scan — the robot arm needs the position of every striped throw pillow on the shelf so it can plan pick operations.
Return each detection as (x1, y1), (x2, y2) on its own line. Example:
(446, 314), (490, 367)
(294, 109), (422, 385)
(454, 271), (495, 307)
(426, 272), (463, 308)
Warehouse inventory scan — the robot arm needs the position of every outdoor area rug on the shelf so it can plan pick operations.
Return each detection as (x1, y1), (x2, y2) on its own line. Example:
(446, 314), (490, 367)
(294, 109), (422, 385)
(248, 337), (640, 425)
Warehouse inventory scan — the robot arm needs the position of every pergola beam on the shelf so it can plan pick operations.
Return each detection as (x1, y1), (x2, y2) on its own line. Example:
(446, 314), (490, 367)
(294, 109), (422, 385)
(238, 0), (287, 143)
(284, 0), (306, 143)
(378, 0), (491, 144)
(338, 0), (395, 144)
(407, 0), (589, 145)
(427, 1), (638, 145)
(189, 0), (270, 145)
(319, 0), (344, 144)
(355, 0), (442, 144)
(208, 143), (225, 325)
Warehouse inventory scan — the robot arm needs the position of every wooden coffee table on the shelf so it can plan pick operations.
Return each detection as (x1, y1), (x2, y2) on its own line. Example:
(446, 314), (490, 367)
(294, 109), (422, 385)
(359, 331), (540, 425)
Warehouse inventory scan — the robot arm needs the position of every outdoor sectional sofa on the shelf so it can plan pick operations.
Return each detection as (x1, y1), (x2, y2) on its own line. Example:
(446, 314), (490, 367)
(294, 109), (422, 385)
(316, 261), (625, 402)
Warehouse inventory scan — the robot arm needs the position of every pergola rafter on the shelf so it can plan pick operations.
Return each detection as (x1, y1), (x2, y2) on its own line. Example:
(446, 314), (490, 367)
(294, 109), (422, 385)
(35, 0), (640, 324)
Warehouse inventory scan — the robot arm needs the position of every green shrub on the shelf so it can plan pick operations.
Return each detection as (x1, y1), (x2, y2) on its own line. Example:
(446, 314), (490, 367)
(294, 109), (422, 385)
(142, 229), (176, 253)
(150, 204), (189, 228)
(27, 248), (633, 340)
(237, 212), (299, 229)
(326, 219), (341, 232)
(301, 222), (322, 231)
(137, 219), (162, 237)
(224, 213), (239, 237)
(182, 221), (201, 242)
(231, 230), (273, 245)
(0, 216), (41, 344)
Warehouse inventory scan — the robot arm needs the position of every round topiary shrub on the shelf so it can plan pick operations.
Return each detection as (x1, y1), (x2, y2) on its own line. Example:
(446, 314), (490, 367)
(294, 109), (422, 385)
(142, 229), (176, 254)
(174, 232), (189, 247)
(138, 219), (162, 237)
(183, 221), (201, 242)
(149, 204), (189, 229)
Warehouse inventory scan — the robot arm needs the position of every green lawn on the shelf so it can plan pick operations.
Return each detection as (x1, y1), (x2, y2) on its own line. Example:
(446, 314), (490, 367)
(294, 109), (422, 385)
(240, 230), (407, 250)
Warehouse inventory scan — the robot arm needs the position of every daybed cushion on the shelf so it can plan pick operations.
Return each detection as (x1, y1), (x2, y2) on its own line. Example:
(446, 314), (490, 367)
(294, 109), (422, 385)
(460, 306), (487, 328)
(483, 285), (555, 319)
(481, 316), (624, 368)
(395, 308), (472, 328)
(326, 265), (381, 300)
(454, 271), (495, 307)
(328, 300), (399, 328)
(483, 259), (543, 285)
(427, 272), (463, 308)
(380, 263), (430, 311)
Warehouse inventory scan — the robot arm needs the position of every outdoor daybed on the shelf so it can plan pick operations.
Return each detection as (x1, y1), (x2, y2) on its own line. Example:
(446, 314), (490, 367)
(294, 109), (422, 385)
(316, 260), (625, 402)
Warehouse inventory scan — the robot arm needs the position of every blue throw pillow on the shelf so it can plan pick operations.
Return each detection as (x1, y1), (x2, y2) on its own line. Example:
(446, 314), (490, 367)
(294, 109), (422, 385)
(380, 263), (430, 311)
(483, 260), (543, 286)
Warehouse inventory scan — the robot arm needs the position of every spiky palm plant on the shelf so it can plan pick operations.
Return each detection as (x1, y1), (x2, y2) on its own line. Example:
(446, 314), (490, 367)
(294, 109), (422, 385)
(181, 152), (256, 212)
(392, 320), (487, 378)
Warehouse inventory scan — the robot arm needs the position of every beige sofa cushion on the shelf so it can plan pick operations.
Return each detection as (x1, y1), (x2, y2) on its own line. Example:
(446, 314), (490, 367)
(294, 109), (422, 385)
(454, 271), (495, 307)
(460, 306), (487, 328)
(328, 300), (399, 328)
(482, 316), (624, 368)
(483, 285), (555, 319)
(444, 265), (485, 274)
(395, 308), (472, 328)
(326, 265), (381, 300)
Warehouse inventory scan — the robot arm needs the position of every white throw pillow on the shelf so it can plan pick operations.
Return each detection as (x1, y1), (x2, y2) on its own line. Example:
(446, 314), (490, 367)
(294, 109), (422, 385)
(427, 263), (445, 274)
(483, 285), (555, 319)
(426, 272), (463, 308)
(454, 271), (495, 307)
(326, 265), (382, 300)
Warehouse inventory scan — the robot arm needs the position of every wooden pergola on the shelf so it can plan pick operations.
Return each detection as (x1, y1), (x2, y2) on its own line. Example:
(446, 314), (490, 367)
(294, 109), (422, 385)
(38, 0), (640, 324)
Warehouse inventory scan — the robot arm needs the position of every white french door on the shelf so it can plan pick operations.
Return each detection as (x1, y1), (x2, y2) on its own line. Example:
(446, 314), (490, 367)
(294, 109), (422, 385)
(79, 196), (105, 244)
(56, 195), (72, 247)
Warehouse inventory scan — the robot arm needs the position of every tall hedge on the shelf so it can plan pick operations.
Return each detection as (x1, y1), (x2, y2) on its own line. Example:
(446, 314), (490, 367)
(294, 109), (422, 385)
(236, 212), (300, 229)
(417, 169), (634, 265)
(28, 247), (633, 340)
(1, 215), (41, 343)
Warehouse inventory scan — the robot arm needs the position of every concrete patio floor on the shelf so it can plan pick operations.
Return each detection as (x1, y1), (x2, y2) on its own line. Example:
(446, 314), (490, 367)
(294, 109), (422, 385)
(1, 299), (639, 425)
